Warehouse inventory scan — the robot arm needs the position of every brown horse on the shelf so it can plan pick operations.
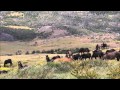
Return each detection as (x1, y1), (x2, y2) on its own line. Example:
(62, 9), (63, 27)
(53, 57), (73, 62)
(103, 51), (120, 61)
(106, 49), (116, 54)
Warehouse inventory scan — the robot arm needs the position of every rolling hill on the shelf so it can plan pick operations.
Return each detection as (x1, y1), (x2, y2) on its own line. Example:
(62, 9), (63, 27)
(0, 11), (120, 41)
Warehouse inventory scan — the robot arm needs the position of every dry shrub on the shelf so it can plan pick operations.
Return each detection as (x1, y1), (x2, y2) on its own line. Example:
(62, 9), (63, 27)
(108, 64), (120, 79)
(71, 67), (99, 79)
(70, 60), (109, 79)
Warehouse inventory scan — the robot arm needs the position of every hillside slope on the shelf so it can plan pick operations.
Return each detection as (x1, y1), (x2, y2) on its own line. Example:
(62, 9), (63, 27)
(0, 11), (120, 41)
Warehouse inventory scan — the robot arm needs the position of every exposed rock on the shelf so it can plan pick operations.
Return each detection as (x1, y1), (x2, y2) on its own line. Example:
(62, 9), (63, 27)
(37, 26), (69, 38)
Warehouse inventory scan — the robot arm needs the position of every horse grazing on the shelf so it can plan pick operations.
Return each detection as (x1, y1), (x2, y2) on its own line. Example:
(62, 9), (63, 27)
(106, 49), (116, 54)
(79, 48), (90, 54)
(81, 52), (91, 60)
(51, 55), (61, 61)
(72, 53), (81, 60)
(103, 51), (120, 61)
(16, 50), (22, 55)
(101, 43), (109, 49)
(91, 50), (104, 60)
(4, 59), (13, 67)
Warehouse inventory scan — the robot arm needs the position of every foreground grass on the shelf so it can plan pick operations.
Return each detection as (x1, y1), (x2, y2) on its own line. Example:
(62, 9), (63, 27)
(0, 60), (120, 79)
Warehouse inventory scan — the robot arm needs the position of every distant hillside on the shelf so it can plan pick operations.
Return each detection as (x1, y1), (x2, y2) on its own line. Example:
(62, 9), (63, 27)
(0, 27), (36, 41)
(0, 33), (15, 41)
(0, 11), (120, 41)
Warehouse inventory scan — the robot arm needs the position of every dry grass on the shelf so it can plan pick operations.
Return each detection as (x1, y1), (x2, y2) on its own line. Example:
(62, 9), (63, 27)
(0, 57), (120, 79)
(1, 36), (120, 55)
(0, 54), (65, 67)
(0, 36), (100, 55)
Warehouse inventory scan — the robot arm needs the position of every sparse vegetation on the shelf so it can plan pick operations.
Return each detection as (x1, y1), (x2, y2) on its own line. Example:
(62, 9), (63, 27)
(0, 59), (120, 79)
(107, 64), (120, 79)
(0, 11), (120, 79)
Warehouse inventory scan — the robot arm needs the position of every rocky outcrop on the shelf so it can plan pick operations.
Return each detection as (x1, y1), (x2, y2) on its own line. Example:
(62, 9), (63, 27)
(37, 26), (69, 38)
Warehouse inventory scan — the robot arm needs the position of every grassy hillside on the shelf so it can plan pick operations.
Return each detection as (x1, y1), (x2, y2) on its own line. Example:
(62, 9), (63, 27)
(0, 36), (98, 55)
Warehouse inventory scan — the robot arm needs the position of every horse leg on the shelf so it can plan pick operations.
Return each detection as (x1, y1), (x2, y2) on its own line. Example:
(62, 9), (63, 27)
(102, 57), (105, 60)
(4, 64), (6, 67)
(81, 57), (83, 60)
(90, 57), (92, 60)
(94, 57), (96, 59)
(10, 63), (12, 67)
(89, 57), (91, 60)
(117, 58), (119, 61)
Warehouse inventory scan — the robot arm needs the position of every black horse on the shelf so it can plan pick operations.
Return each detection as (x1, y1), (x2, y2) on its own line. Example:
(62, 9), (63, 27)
(46, 55), (51, 62)
(4, 59), (13, 67)
(51, 55), (61, 61)
(79, 48), (90, 54)
(96, 44), (100, 50)
(91, 50), (104, 59)
(106, 49), (116, 54)
(72, 53), (81, 60)
(81, 52), (91, 60)
(101, 43), (109, 49)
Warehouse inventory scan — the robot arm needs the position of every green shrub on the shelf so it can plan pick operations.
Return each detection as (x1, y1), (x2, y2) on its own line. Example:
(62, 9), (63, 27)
(0, 27), (36, 41)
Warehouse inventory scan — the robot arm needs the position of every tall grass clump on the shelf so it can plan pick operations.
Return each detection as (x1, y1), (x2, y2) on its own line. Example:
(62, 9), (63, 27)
(47, 62), (73, 73)
(70, 60), (109, 79)
(107, 64), (120, 79)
